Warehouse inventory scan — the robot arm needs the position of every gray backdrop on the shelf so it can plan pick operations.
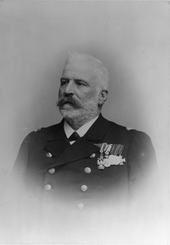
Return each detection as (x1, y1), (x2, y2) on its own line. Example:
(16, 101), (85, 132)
(0, 1), (169, 242)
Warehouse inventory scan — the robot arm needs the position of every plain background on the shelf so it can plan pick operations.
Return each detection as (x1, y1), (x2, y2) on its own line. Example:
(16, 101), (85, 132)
(0, 0), (169, 242)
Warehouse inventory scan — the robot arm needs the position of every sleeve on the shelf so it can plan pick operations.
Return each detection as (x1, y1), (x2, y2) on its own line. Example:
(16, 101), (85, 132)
(11, 131), (35, 186)
(127, 130), (163, 233)
(127, 130), (158, 190)
(6, 132), (36, 240)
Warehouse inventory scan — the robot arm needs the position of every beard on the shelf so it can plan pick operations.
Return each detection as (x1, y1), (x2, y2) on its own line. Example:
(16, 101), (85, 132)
(56, 94), (100, 123)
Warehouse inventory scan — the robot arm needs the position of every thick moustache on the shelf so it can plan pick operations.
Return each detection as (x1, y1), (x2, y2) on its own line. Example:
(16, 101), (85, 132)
(57, 96), (81, 108)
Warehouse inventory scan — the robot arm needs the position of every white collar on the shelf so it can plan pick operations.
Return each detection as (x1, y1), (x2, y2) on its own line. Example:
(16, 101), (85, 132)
(64, 115), (99, 139)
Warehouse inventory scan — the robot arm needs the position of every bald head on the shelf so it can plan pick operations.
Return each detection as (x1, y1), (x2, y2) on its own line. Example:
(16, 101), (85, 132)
(64, 51), (109, 91)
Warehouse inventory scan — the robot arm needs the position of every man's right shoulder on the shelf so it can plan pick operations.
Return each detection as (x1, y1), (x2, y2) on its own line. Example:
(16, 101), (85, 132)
(23, 122), (63, 142)
(35, 122), (62, 133)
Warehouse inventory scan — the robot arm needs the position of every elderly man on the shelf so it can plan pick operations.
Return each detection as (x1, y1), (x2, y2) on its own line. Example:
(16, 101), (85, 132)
(11, 52), (158, 243)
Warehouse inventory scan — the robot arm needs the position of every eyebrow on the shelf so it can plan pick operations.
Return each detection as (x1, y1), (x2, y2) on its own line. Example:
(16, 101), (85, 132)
(60, 77), (89, 84)
(60, 77), (68, 81)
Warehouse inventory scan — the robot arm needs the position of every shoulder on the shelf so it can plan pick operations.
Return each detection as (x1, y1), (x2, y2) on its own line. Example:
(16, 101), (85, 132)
(106, 118), (154, 151)
(22, 121), (63, 143)
(107, 120), (128, 133)
(124, 128), (156, 164)
(108, 119), (151, 140)
(127, 128), (153, 149)
(35, 123), (61, 134)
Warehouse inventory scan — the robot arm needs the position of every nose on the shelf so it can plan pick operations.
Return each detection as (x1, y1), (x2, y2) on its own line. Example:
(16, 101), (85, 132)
(64, 79), (75, 95)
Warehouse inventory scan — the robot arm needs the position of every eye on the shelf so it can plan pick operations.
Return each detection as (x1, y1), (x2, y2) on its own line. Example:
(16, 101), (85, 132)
(60, 78), (69, 86)
(75, 80), (87, 87)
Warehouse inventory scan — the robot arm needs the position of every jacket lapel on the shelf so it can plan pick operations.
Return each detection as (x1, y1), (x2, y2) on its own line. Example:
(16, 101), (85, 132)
(49, 137), (99, 168)
(85, 114), (110, 142)
(46, 114), (110, 167)
(44, 120), (70, 159)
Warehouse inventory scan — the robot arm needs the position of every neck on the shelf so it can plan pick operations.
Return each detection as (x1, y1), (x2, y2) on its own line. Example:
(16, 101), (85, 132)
(65, 113), (99, 130)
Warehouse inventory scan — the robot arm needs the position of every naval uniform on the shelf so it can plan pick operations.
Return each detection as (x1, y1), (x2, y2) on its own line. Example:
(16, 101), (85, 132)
(11, 114), (159, 243)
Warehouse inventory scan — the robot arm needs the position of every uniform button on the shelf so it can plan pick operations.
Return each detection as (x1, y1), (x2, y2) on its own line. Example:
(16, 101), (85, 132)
(48, 168), (55, 174)
(90, 153), (96, 158)
(44, 184), (52, 191)
(78, 203), (84, 210)
(81, 185), (88, 192)
(84, 167), (91, 174)
(46, 152), (52, 158)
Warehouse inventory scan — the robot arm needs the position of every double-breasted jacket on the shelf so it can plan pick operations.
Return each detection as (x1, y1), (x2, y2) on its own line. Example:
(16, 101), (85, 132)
(11, 114), (158, 243)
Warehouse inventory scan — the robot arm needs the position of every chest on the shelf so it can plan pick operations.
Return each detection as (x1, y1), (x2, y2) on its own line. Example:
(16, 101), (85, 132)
(27, 141), (130, 202)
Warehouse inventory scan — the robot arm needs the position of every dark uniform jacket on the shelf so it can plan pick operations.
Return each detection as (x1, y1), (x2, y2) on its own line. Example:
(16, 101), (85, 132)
(11, 114), (158, 243)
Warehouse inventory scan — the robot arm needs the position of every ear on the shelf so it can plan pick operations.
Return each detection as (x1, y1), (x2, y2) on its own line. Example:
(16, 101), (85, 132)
(98, 90), (108, 105)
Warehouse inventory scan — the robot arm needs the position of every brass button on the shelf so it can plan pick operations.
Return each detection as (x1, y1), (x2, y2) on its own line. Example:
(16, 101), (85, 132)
(44, 184), (52, 191)
(78, 203), (84, 210)
(84, 167), (91, 174)
(46, 152), (52, 158)
(81, 185), (88, 192)
(90, 153), (96, 158)
(48, 168), (55, 174)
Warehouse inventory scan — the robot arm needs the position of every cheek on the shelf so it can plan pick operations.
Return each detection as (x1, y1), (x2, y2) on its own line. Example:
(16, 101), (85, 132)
(58, 88), (64, 97)
(84, 89), (98, 100)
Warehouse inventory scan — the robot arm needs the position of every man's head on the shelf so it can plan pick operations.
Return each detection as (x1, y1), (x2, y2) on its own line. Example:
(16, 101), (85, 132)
(57, 51), (109, 126)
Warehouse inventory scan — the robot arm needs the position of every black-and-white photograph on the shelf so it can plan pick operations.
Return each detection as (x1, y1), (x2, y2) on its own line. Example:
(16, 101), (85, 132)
(0, 0), (169, 244)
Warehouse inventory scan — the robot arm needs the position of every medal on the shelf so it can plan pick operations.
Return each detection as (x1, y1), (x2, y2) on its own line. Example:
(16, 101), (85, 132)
(97, 143), (125, 170)
(97, 143), (107, 166)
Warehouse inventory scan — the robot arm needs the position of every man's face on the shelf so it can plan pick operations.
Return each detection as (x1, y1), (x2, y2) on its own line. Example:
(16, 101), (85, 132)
(57, 60), (101, 120)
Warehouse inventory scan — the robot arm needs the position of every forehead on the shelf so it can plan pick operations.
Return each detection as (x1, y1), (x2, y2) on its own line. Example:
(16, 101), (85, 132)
(62, 61), (97, 83)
